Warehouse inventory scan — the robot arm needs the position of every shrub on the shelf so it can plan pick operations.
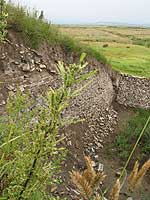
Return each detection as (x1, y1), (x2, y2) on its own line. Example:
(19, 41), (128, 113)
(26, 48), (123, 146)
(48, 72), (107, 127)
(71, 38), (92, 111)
(0, 0), (7, 41)
(132, 37), (150, 48)
(6, 3), (59, 48)
(0, 55), (96, 199)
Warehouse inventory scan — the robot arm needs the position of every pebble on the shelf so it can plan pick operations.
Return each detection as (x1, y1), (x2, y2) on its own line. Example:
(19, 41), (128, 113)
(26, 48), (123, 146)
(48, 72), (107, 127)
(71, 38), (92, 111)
(20, 50), (25, 54)
(7, 85), (15, 91)
(115, 171), (121, 177)
(39, 64), (47, 69)
(97, 163), (104, 172)
(22, 63), (31, 72)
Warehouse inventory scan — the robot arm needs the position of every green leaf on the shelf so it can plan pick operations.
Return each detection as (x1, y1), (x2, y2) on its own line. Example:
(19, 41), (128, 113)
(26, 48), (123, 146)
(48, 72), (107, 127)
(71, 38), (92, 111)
(80, 52), (87, 63)
(57, 61), (66, 78)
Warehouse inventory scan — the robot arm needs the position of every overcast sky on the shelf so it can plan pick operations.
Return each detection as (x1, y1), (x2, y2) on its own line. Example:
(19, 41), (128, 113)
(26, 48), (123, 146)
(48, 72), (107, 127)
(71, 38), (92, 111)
(12, 0), (150, 24)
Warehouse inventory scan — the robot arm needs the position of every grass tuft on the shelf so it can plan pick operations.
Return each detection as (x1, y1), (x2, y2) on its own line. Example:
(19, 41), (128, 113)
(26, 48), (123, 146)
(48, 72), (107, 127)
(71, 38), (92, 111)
(116, 108), (150, 160)
(6, 3), (59, 48)
(6, 3), (107, 64)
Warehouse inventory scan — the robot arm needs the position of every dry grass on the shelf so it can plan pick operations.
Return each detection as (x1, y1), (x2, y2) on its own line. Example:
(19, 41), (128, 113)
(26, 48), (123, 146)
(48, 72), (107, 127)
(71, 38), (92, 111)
(70, 156), (106, 200)
(109, 179), (121, 200)
(128, 160), (150, 191)
(71, 157), (150, 200)
(59, 26), (131, 43)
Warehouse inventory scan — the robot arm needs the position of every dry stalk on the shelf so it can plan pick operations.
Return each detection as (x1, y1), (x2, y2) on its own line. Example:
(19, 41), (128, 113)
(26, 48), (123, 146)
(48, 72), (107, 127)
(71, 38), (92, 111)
(71, 171), (92, 199)
(70, 156), (106, 200)
(128, 159), (150, 191)
(95, 194), (102, 200)
(109, 179), (121, 200)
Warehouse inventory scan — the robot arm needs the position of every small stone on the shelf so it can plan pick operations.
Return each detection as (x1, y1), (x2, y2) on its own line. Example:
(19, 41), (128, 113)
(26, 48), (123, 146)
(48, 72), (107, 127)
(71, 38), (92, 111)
(20, 50), (25, 54)
(2, 100), (6, 105)
(50, 70), (57, 74)
(94, 155), (98, 159)
(97, 163), (104, 172)
(0, 100), (6, 106)
(24, 74), (29, 79)
(39, 64), (47, 69)
(37, 68), (42, 72)
(1, 55), (6, 59)
(30, 66), (35, 72)
(31, 59), (34, 64)
(22, 63), (31, 72)
(14, 61), (20, 65)
(115, 171), (121, 177)
(34, 57), (41, 64)
(7, 85), (15, 91)
(27, 52), (32, 56)
(19, 85), (24, 92)
(67, 140), (72, 146)
(96, 142), (103, 148)
(4, 69), (13, 76)
(50, 186), (57, 193)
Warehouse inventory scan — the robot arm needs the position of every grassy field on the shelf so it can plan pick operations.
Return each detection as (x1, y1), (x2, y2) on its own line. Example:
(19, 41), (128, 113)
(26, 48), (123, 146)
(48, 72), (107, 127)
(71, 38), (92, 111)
(59, 26), (150, 77)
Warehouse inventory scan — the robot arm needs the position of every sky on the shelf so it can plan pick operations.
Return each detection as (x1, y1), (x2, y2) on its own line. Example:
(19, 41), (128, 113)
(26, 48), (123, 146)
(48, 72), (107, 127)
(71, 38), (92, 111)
(12, 0), (150, 25)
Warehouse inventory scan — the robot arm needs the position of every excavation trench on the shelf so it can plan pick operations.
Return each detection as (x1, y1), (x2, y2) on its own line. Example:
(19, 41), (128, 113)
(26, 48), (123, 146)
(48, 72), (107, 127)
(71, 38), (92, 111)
(0, 32), (150, 199)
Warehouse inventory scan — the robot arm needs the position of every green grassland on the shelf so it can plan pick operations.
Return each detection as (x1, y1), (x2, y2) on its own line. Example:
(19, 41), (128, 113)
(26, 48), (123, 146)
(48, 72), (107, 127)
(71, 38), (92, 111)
(59, 26), (150, 77)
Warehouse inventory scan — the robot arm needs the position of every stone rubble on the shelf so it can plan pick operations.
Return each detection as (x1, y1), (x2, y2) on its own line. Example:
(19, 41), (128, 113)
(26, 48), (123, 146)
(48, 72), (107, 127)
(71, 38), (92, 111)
(117, 75), (150, 109)
(0, 39), (58, 114)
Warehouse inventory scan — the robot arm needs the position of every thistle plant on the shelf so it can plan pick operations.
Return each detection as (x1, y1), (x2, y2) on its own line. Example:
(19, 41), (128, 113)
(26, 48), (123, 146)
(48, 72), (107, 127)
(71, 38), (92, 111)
(0, 54), (95, 200)
(0, 0), (7, 41)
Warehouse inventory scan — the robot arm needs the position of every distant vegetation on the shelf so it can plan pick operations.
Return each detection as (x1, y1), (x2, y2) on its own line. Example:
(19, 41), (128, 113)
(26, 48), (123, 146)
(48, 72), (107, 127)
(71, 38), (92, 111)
(133, 37), (150, 48)
(60, 26), (150, 77)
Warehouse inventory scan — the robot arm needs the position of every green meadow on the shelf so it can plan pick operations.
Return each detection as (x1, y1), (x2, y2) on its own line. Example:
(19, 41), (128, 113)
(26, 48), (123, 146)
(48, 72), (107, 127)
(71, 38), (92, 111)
(59, 26), (150, 77)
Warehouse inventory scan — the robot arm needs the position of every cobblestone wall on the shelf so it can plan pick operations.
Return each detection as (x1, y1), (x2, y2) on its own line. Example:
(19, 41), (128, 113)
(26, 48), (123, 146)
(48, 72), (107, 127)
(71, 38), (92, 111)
(117, 75), (150, 109)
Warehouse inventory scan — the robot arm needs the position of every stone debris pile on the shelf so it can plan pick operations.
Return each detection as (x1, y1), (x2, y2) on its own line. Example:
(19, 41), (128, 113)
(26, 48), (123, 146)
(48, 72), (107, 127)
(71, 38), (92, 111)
(1, 40), (47, 74)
